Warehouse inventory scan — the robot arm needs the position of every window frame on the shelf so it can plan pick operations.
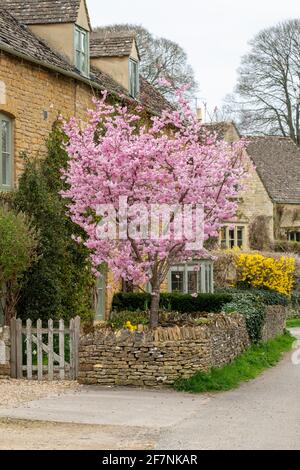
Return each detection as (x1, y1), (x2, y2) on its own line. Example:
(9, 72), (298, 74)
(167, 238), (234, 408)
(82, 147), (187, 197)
(220, 225), (246, 249)
(288, 231), (300, 242)
(168, 261), (214, 294)
(74, 25), (89, 76)
(0, 112), (13, 191)
(129, 58), (139, 99)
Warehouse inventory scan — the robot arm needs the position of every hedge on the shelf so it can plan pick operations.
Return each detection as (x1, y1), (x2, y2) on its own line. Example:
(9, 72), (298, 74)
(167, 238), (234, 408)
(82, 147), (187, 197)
(221, 289), (288, 343)
(112, 292), (233, 313)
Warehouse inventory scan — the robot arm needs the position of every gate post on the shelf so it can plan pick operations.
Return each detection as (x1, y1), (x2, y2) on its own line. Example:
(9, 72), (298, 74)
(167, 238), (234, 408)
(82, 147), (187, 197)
(16, 319), (23, 379)
(10, 318), (17, 378)
(74, 316), (80, 379)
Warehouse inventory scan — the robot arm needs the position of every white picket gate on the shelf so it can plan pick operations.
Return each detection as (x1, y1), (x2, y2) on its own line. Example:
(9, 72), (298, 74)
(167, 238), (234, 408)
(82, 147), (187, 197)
(10, 317), (80, 381)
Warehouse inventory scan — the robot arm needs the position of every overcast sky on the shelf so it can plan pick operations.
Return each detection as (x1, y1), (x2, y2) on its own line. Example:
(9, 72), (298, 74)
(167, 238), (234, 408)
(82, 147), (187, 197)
(87, 0), (299, 112)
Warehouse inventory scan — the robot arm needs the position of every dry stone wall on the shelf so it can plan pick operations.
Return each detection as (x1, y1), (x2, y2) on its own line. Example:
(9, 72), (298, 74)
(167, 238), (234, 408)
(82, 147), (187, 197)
(78, 314), (250, 387)
(262, 305), (287, 342)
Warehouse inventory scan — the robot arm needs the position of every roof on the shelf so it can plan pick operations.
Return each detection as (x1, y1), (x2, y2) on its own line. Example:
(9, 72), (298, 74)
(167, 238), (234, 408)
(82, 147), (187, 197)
(0, 9), (170, 116)
(0, 0), (89, 26)
(0, 8), (77, 72)
(139, 77), (174, 115)
(90, 35), (135, 58)
(203, 121), (241, 142)
(246, 136), (300, 204)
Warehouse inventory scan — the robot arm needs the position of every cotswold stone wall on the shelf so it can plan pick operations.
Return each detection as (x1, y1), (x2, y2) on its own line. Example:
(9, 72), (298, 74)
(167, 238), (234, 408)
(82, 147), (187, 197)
(0, 326), (10, 378)
(262, 305), (286, 342)
(78, 314), (250, 387)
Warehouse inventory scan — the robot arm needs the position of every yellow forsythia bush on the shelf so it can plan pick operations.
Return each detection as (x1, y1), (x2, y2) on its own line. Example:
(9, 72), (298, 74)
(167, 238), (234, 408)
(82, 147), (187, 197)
(236, 253), (295, 296)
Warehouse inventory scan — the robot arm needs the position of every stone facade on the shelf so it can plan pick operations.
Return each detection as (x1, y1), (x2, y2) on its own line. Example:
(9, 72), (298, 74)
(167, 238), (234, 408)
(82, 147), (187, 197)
(274, 203), (300, 240)
(78, 313), (250, 387)
(220, 143), (274, 250)
(0, 326), (10, 377)
(0, 51), (97, 181)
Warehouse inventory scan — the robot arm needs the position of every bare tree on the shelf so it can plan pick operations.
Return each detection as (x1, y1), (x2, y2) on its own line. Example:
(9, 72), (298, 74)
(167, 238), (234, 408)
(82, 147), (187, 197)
(93, 24), (198, 102)
(230, 19), (300, 144)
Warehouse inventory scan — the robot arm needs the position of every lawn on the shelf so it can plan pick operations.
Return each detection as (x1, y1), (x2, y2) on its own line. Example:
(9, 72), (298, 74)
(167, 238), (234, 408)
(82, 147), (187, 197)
(174, 332), (295, 393)
(286, 318), (300, 328)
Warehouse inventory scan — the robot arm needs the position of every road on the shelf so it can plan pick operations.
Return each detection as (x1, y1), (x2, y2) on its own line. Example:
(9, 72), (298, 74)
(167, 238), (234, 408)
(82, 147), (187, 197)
(0, 328), (299, 450)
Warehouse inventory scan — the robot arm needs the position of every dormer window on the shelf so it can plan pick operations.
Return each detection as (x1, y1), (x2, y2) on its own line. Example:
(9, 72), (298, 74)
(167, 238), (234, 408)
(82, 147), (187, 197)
(129, 58), (139, 99)
(75, 26), (89, 76)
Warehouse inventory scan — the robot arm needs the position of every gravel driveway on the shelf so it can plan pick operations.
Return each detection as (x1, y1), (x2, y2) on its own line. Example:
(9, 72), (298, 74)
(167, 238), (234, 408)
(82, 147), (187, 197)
(0, 379), (80, 408)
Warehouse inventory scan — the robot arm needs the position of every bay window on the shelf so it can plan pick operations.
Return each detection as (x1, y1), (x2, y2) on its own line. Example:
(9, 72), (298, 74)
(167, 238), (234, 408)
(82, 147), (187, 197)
(168, 261), (214, 294)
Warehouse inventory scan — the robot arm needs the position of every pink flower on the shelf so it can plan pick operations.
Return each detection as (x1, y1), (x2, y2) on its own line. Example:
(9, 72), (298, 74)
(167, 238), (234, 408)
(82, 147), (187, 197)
(61, 88), (246, 289)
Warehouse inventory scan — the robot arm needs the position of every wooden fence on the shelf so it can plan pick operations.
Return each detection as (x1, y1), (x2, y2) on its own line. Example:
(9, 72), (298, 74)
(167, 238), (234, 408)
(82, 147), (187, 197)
(10, 317), (80, 381)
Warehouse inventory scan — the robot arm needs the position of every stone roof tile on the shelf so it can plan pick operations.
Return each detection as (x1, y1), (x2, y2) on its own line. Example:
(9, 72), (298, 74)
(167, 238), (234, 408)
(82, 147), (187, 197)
(0, 8), (171, 116)
(0, 0), (85, 25)
(246, 136), (300, 203)
(90, 35), (135, 58)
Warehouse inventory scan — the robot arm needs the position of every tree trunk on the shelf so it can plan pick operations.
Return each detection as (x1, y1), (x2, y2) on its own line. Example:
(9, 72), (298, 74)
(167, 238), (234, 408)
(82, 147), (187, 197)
(150, 289), (160, 329)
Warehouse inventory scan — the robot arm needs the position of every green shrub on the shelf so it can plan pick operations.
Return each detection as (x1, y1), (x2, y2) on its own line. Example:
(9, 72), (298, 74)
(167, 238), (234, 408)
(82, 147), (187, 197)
(217, 288), (289, 343)
(0, 207), (38, 325)
(13, 125), (95, 323)
(112, 292), (233, 314)
(112, 293), (151, 312)
(254, 289), (288, 306)
(223, 294), (266, 343)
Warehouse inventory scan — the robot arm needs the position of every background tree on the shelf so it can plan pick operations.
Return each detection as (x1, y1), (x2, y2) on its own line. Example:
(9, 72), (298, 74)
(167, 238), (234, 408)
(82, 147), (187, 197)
(14, 126), (95, 323)
(62, 90), (245, 328)
(93, 24), (198, 102)
(230, 19), (300, 144)
(0, 207), (38, 325)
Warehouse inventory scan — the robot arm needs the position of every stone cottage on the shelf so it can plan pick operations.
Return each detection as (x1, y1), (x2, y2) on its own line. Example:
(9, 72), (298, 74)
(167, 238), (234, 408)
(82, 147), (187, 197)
(207, 122), (300, 250)
(0, 0), (171, 186)
(0, 0), (174, 321)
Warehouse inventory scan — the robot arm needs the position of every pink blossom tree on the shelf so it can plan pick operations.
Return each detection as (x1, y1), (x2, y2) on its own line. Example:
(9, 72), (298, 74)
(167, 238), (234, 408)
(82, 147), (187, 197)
(62, 90), (245, 327)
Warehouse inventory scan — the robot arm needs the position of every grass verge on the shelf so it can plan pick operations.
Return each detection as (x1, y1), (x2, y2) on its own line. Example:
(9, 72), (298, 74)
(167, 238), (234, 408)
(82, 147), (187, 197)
(174, 332), (295, 393)
(286, 318), (300, 328)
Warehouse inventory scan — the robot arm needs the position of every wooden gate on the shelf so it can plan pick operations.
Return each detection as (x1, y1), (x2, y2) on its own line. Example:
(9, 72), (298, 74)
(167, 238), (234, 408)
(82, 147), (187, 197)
(10, 317), (80, 381)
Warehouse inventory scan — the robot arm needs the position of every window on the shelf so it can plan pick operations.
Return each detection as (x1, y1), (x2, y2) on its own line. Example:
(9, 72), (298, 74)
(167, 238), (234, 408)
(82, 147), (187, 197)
(168, 262), (214, 294)
(129, 59), (139, 98)
(220, 225), (245, 249)
(288, 231), (300, 242)
(75, 26), (89, 76)
(0, 113), (12, 190)
(171, 271), (184, 293)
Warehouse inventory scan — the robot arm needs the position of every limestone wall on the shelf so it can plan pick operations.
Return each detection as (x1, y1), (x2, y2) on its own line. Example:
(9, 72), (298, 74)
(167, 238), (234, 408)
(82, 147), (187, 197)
(78, 313), (250, 387)
(0, 51), (98, 182)
(261, 305), (287, 342)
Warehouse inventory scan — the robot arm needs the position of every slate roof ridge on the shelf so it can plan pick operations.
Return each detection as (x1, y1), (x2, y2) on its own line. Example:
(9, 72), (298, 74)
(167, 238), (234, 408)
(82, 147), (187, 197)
(0, 0), (90, 27)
